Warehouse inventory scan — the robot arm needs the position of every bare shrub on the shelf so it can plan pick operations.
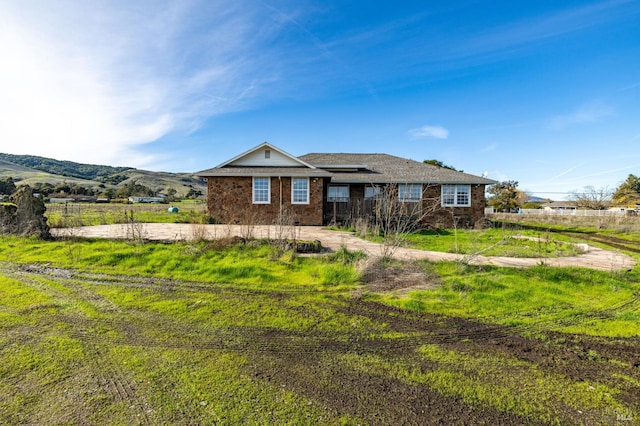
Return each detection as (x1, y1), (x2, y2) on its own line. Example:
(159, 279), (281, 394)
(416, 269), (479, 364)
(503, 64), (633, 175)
(268, 206), (300, 259)
(351, 216), (373, 238)
(190, 223), (210, 241)
(273, 206), (299, 242)
(124, 209), (147, 243)
(237, 209), (260, 240)
(64, 238), (82, 264)
(371, 184), (442, 259)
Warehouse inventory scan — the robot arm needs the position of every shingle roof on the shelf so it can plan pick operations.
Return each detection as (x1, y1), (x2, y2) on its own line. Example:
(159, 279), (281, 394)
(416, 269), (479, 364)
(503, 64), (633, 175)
(197, 166), (332, 178)
(299, 153), (496, 184)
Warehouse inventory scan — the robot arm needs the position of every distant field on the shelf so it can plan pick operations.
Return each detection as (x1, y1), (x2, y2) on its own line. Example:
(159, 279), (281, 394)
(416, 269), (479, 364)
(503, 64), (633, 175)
(45, 201), (210, 227)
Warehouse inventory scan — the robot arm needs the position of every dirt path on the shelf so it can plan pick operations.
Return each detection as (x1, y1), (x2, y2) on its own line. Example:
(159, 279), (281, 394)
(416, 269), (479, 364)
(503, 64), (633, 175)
(52, 223), (636, 271)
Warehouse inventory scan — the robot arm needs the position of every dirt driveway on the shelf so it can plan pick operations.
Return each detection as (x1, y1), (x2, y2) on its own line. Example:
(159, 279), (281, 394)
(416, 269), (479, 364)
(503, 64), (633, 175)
(52, 223), (636, 271)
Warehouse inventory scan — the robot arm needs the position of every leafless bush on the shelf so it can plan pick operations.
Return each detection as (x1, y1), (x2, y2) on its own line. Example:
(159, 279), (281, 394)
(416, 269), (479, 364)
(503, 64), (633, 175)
(124, 209), (147, 243)
(190, 223), (210, 241)
(237, 210), (260, 240)
(372, 184), (442, 259)
(268, 206), (300, 259)
(351, 216), (373, 238)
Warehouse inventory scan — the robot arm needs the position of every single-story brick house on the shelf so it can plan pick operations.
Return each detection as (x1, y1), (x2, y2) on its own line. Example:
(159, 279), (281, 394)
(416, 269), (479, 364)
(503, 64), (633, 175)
(197, 142), (496, 227)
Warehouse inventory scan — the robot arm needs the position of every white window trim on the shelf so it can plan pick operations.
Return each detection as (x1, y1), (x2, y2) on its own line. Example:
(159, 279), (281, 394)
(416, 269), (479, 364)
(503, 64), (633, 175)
(441, 184), (471, 207)
(398, 184), (422, 202)
(252, 177), (271, 204)
(291, 177), (309, 205)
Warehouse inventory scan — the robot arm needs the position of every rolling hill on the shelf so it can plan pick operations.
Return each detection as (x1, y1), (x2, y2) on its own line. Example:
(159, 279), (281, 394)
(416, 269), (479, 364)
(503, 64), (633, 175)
(0, 153), (207, 198)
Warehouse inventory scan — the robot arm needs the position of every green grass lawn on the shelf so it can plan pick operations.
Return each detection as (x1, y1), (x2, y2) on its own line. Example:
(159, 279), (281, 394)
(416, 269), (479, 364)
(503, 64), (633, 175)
(1, 235), (639, 424)
(352, 226), (584, 258)
(375, 260), (640, 337)
(401, 228), (584, 257)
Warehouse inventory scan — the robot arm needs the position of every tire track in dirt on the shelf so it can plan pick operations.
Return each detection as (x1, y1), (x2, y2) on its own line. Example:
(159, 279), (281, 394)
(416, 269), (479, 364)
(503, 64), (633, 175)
(81, 340), (153, 424)
(10, 262), (640, 365)
(2, 264), (153, 424)
(5, 262), (640, 424)
(11, 261), (640, 364)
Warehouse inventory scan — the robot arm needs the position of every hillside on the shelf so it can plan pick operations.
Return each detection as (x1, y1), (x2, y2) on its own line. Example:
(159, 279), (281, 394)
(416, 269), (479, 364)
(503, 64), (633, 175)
(0, 154), (206, 198)
(0, 153), (132, 180)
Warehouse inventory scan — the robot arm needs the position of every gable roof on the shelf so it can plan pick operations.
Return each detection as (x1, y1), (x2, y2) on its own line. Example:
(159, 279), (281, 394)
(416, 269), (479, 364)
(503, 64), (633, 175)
(216, 142), (315, 169)
(299, 153), (496, 185)
(198, 142), (332, 178)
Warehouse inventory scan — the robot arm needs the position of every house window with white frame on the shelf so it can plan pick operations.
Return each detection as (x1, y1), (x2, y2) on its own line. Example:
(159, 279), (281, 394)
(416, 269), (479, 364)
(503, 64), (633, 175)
(441, 184), (471, 207)
(327, 185), (349, 202)
(398, 184), (422, 202)
(292, 177), (309, 204)
(253, 177), (270, 204)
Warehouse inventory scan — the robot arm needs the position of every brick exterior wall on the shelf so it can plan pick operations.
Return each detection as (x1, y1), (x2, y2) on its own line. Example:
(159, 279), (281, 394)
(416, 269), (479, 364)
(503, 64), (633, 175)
(205, 178), (487, 228)
(423, 184), (488, 228)
(206, 176), (325, 225)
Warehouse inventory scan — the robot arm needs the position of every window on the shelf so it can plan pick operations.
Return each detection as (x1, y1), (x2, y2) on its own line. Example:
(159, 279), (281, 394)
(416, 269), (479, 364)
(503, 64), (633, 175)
(292, 178), (309, 204)
(398, 184), (422, 202)
(253, 177), (270, 204)
(442, 185), (471, 207)
(365, 186), (382, 199)
(327, 185), (349, 202)
(264, 149), (270, 159)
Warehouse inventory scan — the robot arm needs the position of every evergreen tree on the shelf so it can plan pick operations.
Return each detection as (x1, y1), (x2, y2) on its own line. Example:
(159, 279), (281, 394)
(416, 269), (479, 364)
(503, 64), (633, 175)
(612, 174), (640, 207)
(487, 180), (522, 212)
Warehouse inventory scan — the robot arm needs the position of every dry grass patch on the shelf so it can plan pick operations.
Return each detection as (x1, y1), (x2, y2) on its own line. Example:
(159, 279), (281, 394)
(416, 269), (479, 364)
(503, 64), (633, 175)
(359, 258), (442, 294)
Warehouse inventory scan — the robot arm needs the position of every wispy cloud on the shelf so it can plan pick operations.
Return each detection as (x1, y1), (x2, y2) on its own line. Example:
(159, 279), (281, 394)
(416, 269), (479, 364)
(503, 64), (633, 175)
(546, 165), (579, 182)
(0, 0), (295, 168)
(456, 0), (637, 61)
(548, 101), (614, 130)
(482, 143), (498, 152)
(408, 125), (449, 139)
(618, 81), (640, 92)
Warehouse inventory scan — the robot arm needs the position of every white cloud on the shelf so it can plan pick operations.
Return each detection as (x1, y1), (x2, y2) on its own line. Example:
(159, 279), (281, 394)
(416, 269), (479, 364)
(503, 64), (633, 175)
(548, 101), (614, 130)
(408, 125), (449, 139)
(0, 0), (288, 168)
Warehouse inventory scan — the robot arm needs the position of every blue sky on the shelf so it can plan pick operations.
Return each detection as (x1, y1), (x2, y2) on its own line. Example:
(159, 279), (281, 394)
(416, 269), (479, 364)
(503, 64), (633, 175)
(1, 0), (638, 199)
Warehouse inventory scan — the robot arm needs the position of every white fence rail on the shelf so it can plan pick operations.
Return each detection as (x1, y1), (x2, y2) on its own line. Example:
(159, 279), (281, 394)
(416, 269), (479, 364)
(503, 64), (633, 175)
(485, 207), (636, 217)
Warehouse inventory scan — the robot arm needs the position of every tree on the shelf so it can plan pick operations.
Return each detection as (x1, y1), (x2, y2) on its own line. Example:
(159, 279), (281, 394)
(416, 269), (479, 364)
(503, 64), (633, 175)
(165, 188), (178, 202)
(115, 182), (154, 198)
(569, 186), (612, 210)
(612, 174), (640, 207)
(186, 188), (203, 199)
(487, 180), (522, 212)
(0, 177), (16, 195)
(423, 159), (461, 172)
(30, 182), (55, 196)
(103, 188), (117, 199)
